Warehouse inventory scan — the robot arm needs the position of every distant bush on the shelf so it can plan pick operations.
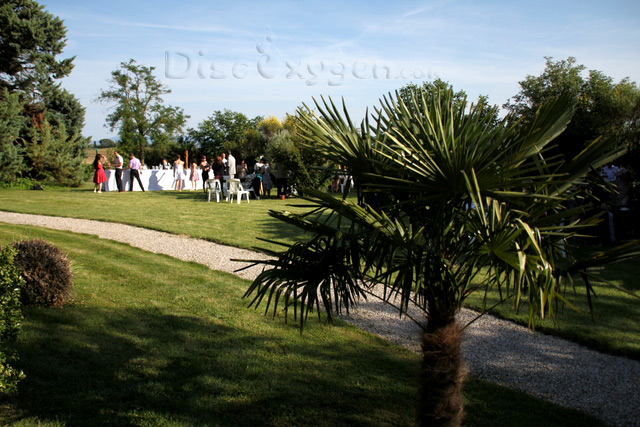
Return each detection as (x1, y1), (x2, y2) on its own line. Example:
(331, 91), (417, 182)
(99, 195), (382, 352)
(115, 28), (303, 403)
(11, 239), (73, 307)
(0, 245), (26, 394)
(0, 177), (34, 189)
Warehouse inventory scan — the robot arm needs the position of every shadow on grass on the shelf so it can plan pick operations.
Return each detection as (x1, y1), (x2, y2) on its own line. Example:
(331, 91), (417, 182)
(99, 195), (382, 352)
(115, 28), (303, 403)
(147, 190), (211, 202)
(9, 306), (418, 426)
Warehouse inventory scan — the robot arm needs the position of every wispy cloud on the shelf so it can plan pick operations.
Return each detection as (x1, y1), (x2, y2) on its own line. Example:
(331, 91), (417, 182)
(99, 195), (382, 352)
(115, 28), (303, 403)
(103, 19), (256, 38)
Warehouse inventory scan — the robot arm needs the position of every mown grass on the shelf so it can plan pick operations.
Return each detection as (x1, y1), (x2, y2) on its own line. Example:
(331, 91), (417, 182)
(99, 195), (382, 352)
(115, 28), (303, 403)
(0, 223), (605, 426)
(0, 184), (310, 253)
(1, 185), (639, 361)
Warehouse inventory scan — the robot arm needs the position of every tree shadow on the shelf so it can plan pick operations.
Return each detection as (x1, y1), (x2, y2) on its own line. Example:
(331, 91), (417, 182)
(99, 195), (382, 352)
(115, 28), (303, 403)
(9, 305), (418, 426)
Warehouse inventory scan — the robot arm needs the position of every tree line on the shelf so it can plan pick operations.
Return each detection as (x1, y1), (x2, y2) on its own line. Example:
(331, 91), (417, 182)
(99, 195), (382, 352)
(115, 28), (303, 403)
(1, 0), (639, 191)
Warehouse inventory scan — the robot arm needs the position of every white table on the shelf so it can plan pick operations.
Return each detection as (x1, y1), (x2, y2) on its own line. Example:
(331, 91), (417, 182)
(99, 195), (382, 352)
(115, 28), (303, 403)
(104, 169), (206, 191)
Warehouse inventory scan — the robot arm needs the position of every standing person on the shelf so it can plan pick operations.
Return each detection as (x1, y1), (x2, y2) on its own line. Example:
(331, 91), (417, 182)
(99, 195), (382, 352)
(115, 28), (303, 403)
(254, 157), (265, 197)
(128, 153), (145, 191)
(227, 150), (236, 178)
(275, 162), (288, 197)
(93, 154), (107, 193)
(113, 150), (124, 192)
(212, 155), (225, 195)
(173, 154), (185, 191)
(200, 155), (210, 193)
(237, 158), (247, 180)
(221, 153), (228, 176)
(262, 158), (273, 198)
(189, 161), (199, 191)
(212, 155), (224, 179)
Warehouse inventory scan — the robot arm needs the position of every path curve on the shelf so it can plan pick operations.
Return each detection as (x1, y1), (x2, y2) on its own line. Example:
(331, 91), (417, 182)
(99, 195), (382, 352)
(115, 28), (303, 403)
(1, 211), (638, 426)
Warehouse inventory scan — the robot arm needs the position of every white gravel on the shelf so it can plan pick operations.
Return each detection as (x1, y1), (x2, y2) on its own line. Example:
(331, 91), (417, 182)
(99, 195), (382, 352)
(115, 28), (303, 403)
(1, 211), (638, 426)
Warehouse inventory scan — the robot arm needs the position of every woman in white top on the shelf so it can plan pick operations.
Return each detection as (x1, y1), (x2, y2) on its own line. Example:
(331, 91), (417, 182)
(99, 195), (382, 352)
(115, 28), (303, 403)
(173, 154), (185, 191)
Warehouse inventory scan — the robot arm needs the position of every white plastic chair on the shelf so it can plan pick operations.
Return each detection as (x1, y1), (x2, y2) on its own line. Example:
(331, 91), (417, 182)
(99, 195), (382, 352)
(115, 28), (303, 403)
(206, 179), (222, 202)
(225, 178), (250, 204)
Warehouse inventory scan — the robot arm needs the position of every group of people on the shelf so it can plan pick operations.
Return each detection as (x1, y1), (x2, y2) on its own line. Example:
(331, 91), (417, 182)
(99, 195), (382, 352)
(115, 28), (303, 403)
(92, 151), (145, 193)
(93, 150), (282, 198)
(173, 151), (238, 192)
(196, 152), (274, 199)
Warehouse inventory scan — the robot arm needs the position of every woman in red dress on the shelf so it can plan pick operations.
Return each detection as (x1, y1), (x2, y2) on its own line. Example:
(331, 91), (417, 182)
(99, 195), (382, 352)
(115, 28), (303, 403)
(93, 154), (107, 193)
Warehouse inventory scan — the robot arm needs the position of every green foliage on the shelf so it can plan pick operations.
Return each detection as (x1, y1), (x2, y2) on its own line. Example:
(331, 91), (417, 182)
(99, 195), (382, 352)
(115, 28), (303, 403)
(0, 89), (26, 183)
(244, 85), (638, 424)
(257, 115), (282, 139)
(252, 87), (629, 329)
(0, 0), (73, 94)
(23, 120), (87, 186)
(188, 109), (263, 158)
(266, 127), (331, 191)
(39, 80), (86, 137)
(97, 59), (188, 164)
(0, 0), (87, 187)
(98, 138), (116, 148)
(399, 79), (500, 126)
(11, 239), (72, 307)
(0, 245), (25, 394)
(505, 57), (640, 170)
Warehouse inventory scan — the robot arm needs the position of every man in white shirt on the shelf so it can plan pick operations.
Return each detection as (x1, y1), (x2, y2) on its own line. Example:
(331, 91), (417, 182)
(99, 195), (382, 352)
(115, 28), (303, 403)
(128, 153), (145, 191)
(113, 150), (124, 192)
(227, 150), (236, 178)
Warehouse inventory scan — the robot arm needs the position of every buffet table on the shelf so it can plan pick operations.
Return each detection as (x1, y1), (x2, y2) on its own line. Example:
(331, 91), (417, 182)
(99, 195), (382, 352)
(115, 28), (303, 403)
(104, 169), (206, 191)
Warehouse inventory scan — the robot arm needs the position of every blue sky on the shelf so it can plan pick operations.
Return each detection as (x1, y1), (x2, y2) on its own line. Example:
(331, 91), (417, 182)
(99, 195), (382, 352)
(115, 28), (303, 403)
(42, 0), (640, 140)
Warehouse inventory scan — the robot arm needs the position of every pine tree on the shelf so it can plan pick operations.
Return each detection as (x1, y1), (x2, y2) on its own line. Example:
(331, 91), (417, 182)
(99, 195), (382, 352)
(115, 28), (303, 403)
(24, 120), (87, 186)
(0, 0), (88, 186)
(0, 90), (26, 183)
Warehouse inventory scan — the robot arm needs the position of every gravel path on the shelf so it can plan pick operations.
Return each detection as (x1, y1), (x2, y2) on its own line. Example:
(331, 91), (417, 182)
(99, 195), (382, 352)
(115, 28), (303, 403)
(1, 211), (638, 426)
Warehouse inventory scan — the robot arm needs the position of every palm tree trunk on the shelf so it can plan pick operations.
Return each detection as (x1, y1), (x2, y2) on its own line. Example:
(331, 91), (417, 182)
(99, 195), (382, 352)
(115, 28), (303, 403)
(419, 320), (466, 427)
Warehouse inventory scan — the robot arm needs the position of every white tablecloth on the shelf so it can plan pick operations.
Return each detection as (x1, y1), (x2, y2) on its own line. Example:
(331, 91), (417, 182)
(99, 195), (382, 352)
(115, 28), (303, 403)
(104, 169), (206, 191)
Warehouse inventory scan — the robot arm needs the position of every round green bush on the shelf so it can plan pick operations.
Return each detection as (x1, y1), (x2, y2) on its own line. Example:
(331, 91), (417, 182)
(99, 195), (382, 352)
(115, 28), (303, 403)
(11, 239), (73, 307)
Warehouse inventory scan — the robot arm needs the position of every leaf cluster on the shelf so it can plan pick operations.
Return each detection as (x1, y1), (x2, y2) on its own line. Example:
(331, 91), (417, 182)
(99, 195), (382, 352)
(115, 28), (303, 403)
(244, 84), (639, 332)
(0, 245), (26, 394)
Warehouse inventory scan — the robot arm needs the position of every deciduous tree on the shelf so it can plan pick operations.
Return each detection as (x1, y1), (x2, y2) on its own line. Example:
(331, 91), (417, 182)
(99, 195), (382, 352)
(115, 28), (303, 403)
(187, 109), (262, 158)
(97, 59), (187, 164)
(505, 57), (640, 171)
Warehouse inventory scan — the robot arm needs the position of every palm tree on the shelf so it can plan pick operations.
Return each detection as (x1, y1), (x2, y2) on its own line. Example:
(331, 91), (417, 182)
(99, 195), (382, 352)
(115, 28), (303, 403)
(243, 87), (636, 426)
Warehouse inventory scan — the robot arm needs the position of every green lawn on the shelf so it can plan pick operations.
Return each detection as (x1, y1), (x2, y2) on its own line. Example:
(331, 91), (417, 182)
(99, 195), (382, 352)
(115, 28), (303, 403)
(0, 185), (639, 360)
(0, 184), (310, 253)
(0, 223), (604, 426)
(465, 252), (640, 359)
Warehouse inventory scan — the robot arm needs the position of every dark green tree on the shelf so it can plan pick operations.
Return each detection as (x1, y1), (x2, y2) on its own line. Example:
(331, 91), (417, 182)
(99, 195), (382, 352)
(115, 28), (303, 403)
(188, 109), (262, 158)
(0, 0), (74, 94)
(400, 79), (500, 126)
(0, 90), (25, 183)
(505, 57), (640, 170)
(23, 120), (87, 186)
(0, 0), (88, 186)
(97, 59), (188, 164)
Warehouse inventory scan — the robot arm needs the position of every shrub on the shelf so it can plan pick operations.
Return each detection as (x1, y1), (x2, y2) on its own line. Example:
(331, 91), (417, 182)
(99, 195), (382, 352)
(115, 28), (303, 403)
(11, 239), (73, 307)
(0, 245), (26, 394)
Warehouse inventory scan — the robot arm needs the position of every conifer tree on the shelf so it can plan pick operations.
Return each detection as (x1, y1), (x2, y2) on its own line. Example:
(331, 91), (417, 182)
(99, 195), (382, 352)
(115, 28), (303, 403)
(0, 90), (25, 183)
(0, 0), (88, 185)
